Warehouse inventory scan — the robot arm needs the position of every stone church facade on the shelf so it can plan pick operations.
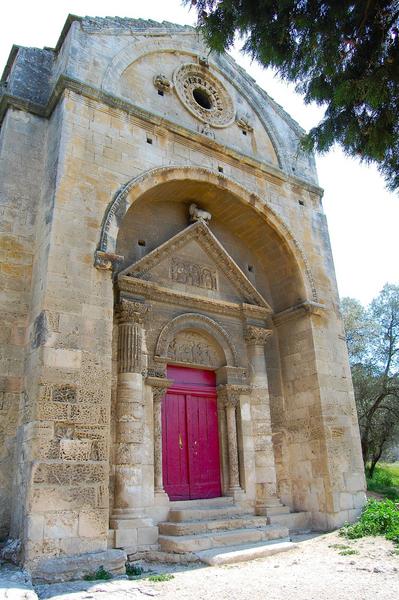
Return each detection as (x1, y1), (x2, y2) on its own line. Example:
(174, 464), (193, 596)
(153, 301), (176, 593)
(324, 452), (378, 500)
(0, 15), (365, 578)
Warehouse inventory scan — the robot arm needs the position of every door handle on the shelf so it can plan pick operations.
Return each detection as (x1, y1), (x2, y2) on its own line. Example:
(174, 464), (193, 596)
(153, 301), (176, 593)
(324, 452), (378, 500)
(178, 433), (183, 449)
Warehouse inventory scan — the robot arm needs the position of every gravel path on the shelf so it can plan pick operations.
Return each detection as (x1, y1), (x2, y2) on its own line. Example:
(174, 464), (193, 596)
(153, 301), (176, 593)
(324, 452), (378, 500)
(2, 532), (398, 600)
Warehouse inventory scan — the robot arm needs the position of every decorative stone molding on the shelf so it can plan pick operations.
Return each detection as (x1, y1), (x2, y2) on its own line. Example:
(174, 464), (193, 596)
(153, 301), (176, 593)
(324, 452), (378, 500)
(119, 220), (271, 310)
(146, 376), (172, 403)
(198, 122), (215, 139)
(173, 63), (235, 128)
(155, 312), (239, 367)
(217, 384), (251, 408)
(94, 250), (124, 271)
(273, 300), (325, 326)
(153, 74), (172, 93)
(244, 326), (273, 346)
(97, 166), (319, 304)
(115, 299), (149, 324)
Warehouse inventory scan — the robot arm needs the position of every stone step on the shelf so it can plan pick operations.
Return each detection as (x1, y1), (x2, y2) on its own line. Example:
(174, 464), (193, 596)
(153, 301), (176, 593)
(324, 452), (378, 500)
(195, 539), (297, 566)
(159, 514), (268, 536)
(169, 496), (234, 509)
(168, 504), (247, 523)
(265, 505), (291, 516)
(268, 511), (311, 531)
(159, 524), (289, 554)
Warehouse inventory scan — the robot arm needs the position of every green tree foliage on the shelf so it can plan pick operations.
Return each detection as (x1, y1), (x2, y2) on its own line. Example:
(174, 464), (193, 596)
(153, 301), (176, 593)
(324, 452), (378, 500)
(341, 284), (399, 475)
(186, 1), (399, 190)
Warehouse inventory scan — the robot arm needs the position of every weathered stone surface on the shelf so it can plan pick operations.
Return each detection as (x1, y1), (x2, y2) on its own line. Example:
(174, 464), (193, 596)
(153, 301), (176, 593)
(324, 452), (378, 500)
(31, 549), (127, 584)
(0, 12), (365, 580)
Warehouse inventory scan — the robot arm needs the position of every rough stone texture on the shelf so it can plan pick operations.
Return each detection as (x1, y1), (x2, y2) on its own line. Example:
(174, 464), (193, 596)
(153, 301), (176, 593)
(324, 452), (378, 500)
(0, 14), (365, 580)
(31, 549), (127, 584)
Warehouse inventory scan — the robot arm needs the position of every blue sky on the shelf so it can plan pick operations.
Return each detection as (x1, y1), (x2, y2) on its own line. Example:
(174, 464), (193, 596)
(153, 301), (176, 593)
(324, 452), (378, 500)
(1, 0), (398, 305)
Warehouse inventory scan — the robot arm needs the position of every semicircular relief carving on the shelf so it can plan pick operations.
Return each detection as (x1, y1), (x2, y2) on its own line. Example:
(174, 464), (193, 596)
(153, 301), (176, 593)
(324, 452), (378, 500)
(173, 63), (235, 128)
(166, 330), (224, 368)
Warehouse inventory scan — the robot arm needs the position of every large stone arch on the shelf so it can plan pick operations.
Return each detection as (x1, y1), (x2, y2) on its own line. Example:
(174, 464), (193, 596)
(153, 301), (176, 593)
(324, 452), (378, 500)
(101, 38), (287, 171)
(155, 312), (239, 368)
(95, 165), (318, 303)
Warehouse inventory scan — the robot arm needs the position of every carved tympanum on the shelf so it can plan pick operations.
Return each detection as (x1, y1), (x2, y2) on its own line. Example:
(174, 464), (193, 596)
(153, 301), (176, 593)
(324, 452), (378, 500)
(170, 256), (217, 290)
(167, 332), (220, 367)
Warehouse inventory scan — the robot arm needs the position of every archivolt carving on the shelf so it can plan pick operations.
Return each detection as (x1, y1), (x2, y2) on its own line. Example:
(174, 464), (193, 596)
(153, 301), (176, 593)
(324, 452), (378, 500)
(155, 313), (239, 367)
(95, 166), (318, 303)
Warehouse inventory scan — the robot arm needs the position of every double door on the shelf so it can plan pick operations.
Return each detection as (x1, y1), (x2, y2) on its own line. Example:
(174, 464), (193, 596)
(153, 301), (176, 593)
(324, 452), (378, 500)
(162, 367), (221, 501)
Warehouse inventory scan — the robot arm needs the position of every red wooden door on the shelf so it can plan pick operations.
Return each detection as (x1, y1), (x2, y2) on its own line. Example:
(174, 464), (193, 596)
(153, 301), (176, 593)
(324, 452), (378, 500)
(162, 366), (221, 501)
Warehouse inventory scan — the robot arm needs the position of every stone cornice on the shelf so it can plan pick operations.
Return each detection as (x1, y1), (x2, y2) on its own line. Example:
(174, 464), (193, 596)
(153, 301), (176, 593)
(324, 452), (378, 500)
(0, 75), (323, 197)
(273, 300), (326, 326)
(118, 269), (272, 320)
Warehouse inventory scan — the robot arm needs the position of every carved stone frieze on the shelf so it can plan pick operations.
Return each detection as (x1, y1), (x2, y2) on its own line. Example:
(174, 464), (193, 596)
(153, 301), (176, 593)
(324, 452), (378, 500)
(167, 332), (220, 367)
(245, 326), (273, 346)
(170, 256), (217, 290)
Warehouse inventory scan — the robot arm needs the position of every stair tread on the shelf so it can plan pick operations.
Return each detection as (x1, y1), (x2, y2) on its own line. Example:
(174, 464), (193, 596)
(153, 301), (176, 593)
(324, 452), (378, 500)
(159, 524), (286, 542)
(161, 513), (261, 526)
(195, 539), (296, 565)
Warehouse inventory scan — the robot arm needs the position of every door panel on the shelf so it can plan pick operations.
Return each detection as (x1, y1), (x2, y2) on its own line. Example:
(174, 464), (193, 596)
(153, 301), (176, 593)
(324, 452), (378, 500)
(162, 391), (190, 500)
(187, 393), (221, 499)
(162, 367), (221, 501)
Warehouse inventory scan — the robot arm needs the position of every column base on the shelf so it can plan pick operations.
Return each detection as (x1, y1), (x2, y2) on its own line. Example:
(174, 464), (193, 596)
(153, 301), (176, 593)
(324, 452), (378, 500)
(226, 486), (245, 501)
(154, 488), (170, 505)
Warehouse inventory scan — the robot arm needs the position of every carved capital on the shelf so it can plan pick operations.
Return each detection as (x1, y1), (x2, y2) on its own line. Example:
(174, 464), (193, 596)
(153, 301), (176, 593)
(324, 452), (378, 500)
(94, 250), (124, 271)
(116, 299), (149, 324)
(217, 384), (250, 408)
(147, 377), (172, 403)
(245, 326), (273, 346)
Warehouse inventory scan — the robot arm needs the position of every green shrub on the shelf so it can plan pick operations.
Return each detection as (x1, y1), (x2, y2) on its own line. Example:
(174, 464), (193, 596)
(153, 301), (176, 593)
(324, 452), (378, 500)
(83, 565), (113, 581)
(372, 467), (394, 487)
(340, 499), (399, 545)
(126, 563), (144, 577)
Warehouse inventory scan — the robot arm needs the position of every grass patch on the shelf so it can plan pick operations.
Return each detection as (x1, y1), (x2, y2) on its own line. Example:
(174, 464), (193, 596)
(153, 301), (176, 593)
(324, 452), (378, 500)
(338, 549), (359, 556)
(147, 573), (174, 582)
(83, 565), (112, 581)
(340, 498), (399, 546)
(328, 543), (351, 550)
(367, 464), (399, 501)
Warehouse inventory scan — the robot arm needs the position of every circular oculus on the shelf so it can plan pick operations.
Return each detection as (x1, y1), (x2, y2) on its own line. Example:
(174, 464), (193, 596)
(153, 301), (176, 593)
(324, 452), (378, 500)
(173, 63), (235, 128)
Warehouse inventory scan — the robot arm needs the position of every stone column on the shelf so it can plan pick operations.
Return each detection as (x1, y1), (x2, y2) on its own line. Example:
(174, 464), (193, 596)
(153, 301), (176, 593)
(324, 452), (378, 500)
(245, 325), (281, 515)
(218, 385), (244, 497)
(147, 376), (171, 503)
(113, 299), (148, 516)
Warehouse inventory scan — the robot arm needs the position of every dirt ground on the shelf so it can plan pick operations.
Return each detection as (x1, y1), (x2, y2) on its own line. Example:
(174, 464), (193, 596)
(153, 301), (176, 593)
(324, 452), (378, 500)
(1, 532), (398, 600)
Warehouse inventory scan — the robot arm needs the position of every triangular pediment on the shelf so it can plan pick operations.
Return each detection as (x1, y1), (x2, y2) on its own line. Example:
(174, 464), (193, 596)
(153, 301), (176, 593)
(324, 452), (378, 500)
(118, 221), (271, 310)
